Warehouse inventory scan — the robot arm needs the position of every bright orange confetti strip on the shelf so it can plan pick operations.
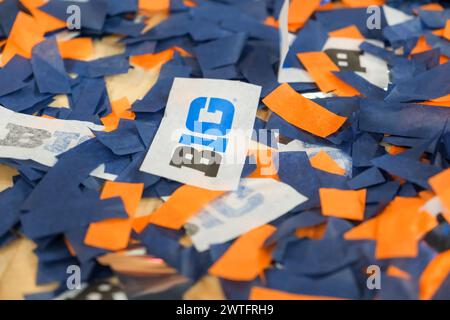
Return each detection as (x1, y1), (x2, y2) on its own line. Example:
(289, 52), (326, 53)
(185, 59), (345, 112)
(328, 25), (365, 39)
(140, 185), (225, 231)
(130, 49), (174, 69)
(84, 182), (144, 251)
(2, 12), (45, 66)
(288, 0), (321, 32)
(310, 150), (346, 176)
(319, 188), (366, 221)
(139, 0), (170, 13)
(208, 225), (276, 281)
(297, 52), (360, 97)
(58, 38), (94, 60)
(250, 287), (344, 300)
(263, 83), (347, 138)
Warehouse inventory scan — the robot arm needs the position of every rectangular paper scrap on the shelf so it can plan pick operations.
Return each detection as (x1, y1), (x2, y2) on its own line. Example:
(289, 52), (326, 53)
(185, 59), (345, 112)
(0, 105), (103, 167)
(140, 78), (262, 190)
(186, 178), (308, 252)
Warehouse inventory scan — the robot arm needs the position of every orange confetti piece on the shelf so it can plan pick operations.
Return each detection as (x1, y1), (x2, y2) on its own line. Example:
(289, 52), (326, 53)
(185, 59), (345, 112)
(84, 182), (144, 251)
(139, 0), (170, 13)
(85, 219), (133, 251)
(250, 287), (343, 300)
(40, 115), (56, 120)
(2, 12), (45, 66)
(263, 83), (347, 138)
(208, 225), (276, 281)
(411, 36), (432, 55)
(295, 223), (327, 240)
(247, 145), (279, 180)
(100, 113), (121, 132)
(141, 185), (225, 231)
(386, 145), (408, 155)
(319, 188), (366, 221)
(20, 0), (66, 33)
(264, 16), (279, 28)
(101, 98), (135, 132)
(297, 52), (360, 97)
(328, 25), (365, 40)
(58, 38), (94, 60)
(288, 0), (321, 31)
(387, 266), (411, 281)
(183, 0), (197, 7)
(101, 181), (144, 217)
(310, 150), (346, 176)
(419, 249), (450, 300)
(345, 197), (438, 259)
(111, 97), (135, 119)
(444, 20), (450, 41)
(130, 49), (174, 69)
(429, 168), (450, 220)
(418, 3), (444, 12)
(377, 198), (437, 259)
(432, 29), (445, 37)
(342, 0), (384, 7)
(344, 216), (378, 240)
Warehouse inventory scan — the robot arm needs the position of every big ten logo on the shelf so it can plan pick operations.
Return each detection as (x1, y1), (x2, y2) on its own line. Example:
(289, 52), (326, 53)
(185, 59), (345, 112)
(324, 48), (367, 73)
(0, 123), (91, 153)
(170, 97), (235, 178)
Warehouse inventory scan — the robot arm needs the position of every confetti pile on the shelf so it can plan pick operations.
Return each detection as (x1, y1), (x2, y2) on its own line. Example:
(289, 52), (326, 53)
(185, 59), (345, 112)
(0, 0), (450, 300)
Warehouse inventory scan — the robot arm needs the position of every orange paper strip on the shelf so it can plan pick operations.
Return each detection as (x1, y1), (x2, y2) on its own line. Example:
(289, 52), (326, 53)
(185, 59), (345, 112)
(100, 181), (144, 217)
(84, 182), (144, 251)
(342, 0), (384, 7)
(328, 25), (365, 40)
(288, 0), (321, 30)
(319, 188), (366, 221)
(130, 49), (174, 69)
(376, 197), (436, 259)
(250, 287), (343, 300)
(444, 20), (450, 41)
(419, 249), (450, 300)
(143, 185), (225, 231)
(58, 38), (94, 60)
(85, 219), (133, 251)
(263, 83), (347, 138)
(139, 0), (170, 13)
(310, 150), (346, 176)
(208, 225), (276, 281)
(297, 52), (360, 97)
(387, 266), (411, 281)
(2, 12), (45, 66)
(429, 168), (450, 220)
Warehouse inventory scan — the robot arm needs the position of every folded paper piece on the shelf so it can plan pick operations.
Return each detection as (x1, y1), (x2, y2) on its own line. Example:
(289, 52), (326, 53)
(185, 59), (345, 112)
(140, 78), (261, 190)
(186, 178), (307, 251)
